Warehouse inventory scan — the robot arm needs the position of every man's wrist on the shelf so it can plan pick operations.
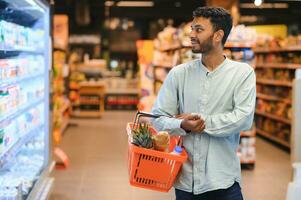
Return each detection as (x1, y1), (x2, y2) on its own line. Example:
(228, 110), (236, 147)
(180, 121), (191, 133)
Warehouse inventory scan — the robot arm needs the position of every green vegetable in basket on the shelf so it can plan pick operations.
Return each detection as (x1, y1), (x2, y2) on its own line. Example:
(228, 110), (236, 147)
(132, 123), (153, 149)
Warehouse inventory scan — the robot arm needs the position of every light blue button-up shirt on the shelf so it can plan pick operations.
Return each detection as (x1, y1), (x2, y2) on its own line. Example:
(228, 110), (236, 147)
(151, 57), (256, 194)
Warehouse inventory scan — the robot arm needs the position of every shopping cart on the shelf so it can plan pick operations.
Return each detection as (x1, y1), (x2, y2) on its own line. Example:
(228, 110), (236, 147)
(126, 111), (188, 192)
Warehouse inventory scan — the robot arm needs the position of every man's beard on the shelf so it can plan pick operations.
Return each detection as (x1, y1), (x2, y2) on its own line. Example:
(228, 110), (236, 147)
(191, 35), (214, 54)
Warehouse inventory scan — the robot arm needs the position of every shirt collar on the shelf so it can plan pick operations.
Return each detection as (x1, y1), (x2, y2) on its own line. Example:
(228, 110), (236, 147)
(198, 55), (229, 77)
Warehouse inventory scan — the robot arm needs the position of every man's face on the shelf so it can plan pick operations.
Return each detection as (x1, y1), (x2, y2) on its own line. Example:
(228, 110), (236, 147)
(190, 17), (215, 54)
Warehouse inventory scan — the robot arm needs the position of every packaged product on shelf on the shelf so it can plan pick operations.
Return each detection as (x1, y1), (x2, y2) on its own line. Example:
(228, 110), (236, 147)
(154, 68), (168, 82)
(7, 85), (19, 110)
(257, 34), (301, 49)
(154, 26), (181, 50)
(2, 120), (18, 153)
(0, 20), (45, 51)
(238, 137), (256, 162)
(0, 90), (9, 117)
(178, 22), (192, 46)
(227, 25), (257, 45)
(0, 129), (3, 154)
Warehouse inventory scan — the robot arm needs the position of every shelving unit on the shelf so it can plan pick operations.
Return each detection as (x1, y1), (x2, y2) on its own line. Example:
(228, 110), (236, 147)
(72, 82), (105, 118)
(52, 49), (70, 144)
(153, 65), (173, 95)
(254, 46), (301, 53)
(256, 128), (290, 148)
(257, 79), (293, 87)
(0, 0), (53, 199)
(256, 63), (301, 69)
(257, 93), (292, 104)
(255, 46), (301, 149)
(256, 110), (291, 125)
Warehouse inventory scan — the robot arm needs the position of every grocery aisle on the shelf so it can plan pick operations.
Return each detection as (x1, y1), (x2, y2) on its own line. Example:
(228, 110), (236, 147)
(50, 111), (291, 200)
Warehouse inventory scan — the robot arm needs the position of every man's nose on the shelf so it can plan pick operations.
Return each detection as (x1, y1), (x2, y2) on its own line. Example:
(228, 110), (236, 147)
(190, 30), (196, 38)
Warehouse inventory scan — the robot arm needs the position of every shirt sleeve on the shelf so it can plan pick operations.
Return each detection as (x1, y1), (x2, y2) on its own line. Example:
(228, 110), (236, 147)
(151, 68), (187, 136)
(202, 69), (256, 137)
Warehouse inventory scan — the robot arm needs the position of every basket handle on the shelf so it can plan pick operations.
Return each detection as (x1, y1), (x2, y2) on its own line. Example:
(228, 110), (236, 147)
(134, 111), (171, 124)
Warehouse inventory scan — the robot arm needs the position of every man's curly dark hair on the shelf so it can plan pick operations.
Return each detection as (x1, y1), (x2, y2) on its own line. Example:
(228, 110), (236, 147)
(193, 7), (233, 45)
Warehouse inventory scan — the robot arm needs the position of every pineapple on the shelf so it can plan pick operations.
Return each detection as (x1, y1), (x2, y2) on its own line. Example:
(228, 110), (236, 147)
(132, 123), (153, 149)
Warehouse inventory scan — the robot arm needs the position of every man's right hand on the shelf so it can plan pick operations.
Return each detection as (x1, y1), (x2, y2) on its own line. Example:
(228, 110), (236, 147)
(180, 114), (205, 133)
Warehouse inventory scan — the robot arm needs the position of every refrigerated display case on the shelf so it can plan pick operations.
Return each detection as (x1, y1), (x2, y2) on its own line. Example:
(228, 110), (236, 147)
(0, 0), (53, 199)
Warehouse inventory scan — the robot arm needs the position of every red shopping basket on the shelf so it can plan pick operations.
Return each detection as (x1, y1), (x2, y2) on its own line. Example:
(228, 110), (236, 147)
(126, 111), (188, 192)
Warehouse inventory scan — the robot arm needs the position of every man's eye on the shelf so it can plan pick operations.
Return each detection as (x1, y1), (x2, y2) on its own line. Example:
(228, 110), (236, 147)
(196, 28), (202, 32)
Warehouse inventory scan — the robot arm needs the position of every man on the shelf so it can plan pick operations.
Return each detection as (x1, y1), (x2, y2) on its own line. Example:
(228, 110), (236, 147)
(151, 7), (256, 200)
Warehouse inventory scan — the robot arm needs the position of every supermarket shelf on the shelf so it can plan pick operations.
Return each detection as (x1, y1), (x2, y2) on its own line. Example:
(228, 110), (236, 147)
(256, 79), (292, 87)
(0, 124), (44, 169)
(255, 110), (291, 125)
(60, 100), (70, 113)
(0, 2), (43, 27)
(107, 102), (138, 106)
(154, 79), (164, 84)
(106, 88), (139, 95)
(257, 93), (292, 104)
(0, 48), (43, 58)
(240, 160), (256, 164)
(256, 63), (301, 69)
(240, 131), (256, 137)
(153, 65), (173, 69)
(158, 45), (191, 52)
(54, 47), (67, 53)
(26, 163), (55, 200)
(224, 42), (255, 48)
(255, 46), (301, 53)
(0, 72), (44, 88)
(256, 128), (290, 148)
(79, 101), (100, 105)
(72, 111), (102, 118)
(28, 177), (54, 200)
(0, 98), (44, 123)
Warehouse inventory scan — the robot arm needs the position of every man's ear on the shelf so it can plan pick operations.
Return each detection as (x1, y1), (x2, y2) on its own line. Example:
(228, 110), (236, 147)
(214, 30), (224, 44)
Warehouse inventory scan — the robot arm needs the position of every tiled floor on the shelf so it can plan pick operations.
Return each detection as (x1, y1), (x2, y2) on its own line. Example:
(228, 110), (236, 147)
(49, 111), (292, 200)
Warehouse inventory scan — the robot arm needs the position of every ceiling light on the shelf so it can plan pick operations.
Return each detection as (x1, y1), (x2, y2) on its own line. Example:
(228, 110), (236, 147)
(240, 3), (288, 9)
(254, 0), (263, 7)
(175, 2), (181, 7)
(116, 1), (154, 7)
